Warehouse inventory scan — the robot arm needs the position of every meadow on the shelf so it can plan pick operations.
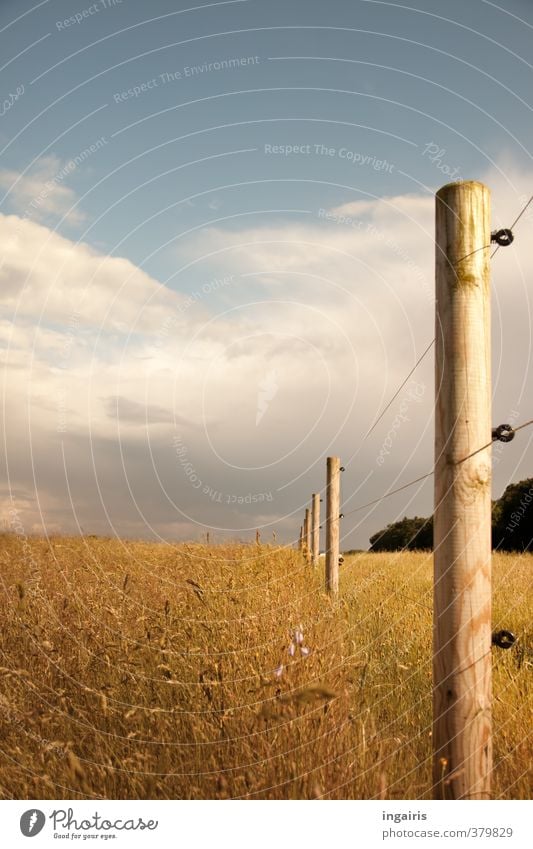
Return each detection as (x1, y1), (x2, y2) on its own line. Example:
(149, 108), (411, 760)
(0, 533), (530, 799)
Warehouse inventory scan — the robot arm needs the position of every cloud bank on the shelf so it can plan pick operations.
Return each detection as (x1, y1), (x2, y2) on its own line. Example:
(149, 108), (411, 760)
(2, 165), (532, 547)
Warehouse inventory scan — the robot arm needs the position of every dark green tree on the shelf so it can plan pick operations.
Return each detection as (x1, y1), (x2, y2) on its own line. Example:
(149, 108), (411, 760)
(369, 515), (433, 552)
(368, 478), (533, 552)
(492, 478), (533, 552)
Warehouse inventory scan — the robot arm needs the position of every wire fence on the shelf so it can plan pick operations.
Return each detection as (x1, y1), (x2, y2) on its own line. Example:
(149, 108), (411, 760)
(299, 189), (533, 538)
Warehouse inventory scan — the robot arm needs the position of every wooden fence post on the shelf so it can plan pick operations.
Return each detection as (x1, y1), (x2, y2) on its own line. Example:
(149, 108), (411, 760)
(326, 457), (341, 595)
(311, 493), (320, 567)
(304, 508), (311, 563)
(433, 180), (492, 799)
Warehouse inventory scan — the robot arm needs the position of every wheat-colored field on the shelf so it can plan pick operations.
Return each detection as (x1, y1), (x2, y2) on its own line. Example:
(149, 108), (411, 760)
(0, 533), (530, 799)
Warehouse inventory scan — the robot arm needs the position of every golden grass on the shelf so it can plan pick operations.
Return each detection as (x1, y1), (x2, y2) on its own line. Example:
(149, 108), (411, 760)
(0, 533), (530, 799)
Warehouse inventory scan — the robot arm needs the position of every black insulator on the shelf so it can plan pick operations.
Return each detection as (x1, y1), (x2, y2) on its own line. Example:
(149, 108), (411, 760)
(492, 424), (515, 443)
(491, 228), (514, 247)
(492, 630), (516, 650)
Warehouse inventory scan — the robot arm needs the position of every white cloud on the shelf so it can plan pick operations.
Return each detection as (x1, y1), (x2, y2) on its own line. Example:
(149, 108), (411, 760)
(0, 212), (175, 331)
(1, 166), (532, 545)
(0, 156), (86, 226)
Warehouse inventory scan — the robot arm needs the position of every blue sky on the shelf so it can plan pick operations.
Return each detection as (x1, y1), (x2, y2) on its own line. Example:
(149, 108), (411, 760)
(3, 0), (532, 273)
(1, 0), (532, 546)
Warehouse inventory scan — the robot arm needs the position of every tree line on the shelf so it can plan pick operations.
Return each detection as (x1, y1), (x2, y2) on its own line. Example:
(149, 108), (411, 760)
(369, 477), (533, 552)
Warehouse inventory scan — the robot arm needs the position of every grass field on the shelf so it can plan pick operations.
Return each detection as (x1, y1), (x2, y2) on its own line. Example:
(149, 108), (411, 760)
(0, 533), (531, 799)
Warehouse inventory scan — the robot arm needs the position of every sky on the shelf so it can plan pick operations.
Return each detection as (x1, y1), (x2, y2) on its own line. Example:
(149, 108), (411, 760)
(1, 0), (532, 548)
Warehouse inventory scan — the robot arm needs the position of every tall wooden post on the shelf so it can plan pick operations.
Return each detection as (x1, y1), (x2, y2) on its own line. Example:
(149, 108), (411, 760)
(434, 181), (492, 799)
(311, 492), (320, 567)
(326, 457), (341, 595)
(304, 508), (311, 563)
(298, 525), (303, 551)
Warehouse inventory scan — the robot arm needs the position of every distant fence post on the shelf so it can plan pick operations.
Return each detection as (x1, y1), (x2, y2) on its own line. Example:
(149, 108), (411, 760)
(298, 525), (303, 552)
(311, 492), (320, 567)
(433, 180), (492, 799)
(304, 508), (311, 563)
(326, 457), (341, 595)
